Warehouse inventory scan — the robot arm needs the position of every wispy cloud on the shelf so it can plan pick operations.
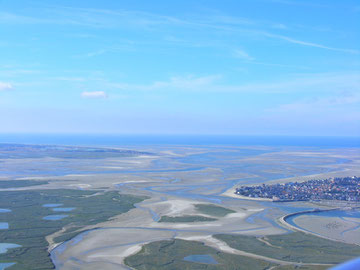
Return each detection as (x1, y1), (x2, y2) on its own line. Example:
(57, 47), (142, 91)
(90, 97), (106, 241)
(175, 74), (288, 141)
(1, 6), (357, 55)
(82, 49), (107, 58)
(81, 91), (107, 98)
(271, 23), (288, 29)
(264, 33), (359, 54)
(0, 69), (42, 78)
(266, 91), (360, 126)
(265, 0), (329, 8)
(233, 49), (254, 61)
(0, 82), (13, 91)
(224, 72), (360, 93)
(109, 75), (222, 91)
(277, 94), (360, 112)
(245, 61), (310, 70)
(107, 72), (359, 94)
(55, 77), (86, 82)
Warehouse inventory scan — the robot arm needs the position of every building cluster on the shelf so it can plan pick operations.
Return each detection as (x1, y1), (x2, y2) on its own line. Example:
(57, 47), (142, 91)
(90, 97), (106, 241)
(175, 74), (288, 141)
(235, 176), (360, 202)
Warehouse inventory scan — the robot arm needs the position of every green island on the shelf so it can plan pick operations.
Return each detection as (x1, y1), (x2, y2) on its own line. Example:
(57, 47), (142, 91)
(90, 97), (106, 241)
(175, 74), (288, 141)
(125, 231), (360, 270)
(125, 232), (360, 270)
(158, 215), (217, 223)
(0, 180), (49, 189)
(124, 238), (275, 270)
(214, 232), (360, 264)
(194, 204), (236, 217)
(0, 189), (146, 270)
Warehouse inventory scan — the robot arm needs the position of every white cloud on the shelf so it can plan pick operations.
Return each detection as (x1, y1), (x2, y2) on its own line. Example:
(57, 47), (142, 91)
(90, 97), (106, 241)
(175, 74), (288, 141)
(81, 91), (107, 98)
(234, 49), (254, 61)
(0, 82), (13, 91)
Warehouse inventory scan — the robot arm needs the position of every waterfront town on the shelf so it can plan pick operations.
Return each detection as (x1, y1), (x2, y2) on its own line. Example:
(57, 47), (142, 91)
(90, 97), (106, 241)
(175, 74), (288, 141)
(235, 176), (360, 202)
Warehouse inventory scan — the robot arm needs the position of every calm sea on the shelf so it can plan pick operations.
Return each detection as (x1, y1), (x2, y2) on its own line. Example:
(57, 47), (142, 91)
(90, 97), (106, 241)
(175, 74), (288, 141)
(0, 134), (359, 148)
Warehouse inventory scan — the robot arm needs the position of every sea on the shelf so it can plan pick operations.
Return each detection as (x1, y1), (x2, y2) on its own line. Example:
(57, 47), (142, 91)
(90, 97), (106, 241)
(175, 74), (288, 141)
(0, 134), (359, 148)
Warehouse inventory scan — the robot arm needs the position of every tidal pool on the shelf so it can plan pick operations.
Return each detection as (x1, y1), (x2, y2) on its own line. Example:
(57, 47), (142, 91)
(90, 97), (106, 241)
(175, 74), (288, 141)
(43, 204), (63, 207)
(52, 207), (75, 212)
(0, 243), (21, 270)
(0, 223), (8, 230)
(0, 263), (15, 270)
(183, 254), (218, 264)
(0, 243), (21, 254)
(43, 215), (68, 221)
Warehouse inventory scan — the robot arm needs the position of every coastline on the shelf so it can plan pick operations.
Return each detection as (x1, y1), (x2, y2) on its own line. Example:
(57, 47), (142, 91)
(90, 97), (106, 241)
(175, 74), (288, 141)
(221, 187), (273, 201)
(278, 208), (360, 246)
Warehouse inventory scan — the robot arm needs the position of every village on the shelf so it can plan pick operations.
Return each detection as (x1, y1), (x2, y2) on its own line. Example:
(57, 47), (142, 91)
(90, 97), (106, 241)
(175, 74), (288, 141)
(235, 176), (360, 202)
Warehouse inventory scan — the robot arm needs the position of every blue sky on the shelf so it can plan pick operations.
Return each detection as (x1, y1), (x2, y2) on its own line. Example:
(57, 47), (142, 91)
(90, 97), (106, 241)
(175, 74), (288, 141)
(0, 0), (359, 135)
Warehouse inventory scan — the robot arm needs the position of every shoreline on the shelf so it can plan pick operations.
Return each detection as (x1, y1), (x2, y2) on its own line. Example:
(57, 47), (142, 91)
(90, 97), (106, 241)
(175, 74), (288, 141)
(278, 208), (360, 246)
(221, 187), (273, 201)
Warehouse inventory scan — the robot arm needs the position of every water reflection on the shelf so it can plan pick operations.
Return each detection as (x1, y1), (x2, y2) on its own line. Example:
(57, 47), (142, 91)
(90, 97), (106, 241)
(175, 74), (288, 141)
(0, 223), (8, 230)
(52, 208), (75, 212)
(0, 263), (15, 270)
(43, 204), (63, 207)
(43, 215), (68, 221)
(0, 243), (21, 254)
(183, 254), (218, 264)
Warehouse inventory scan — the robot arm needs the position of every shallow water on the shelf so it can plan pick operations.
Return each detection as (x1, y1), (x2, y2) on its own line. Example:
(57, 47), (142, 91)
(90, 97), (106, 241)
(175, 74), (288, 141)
(43, 215), (68, 221)
(52, 208), (75, 212)
(0, 263), (15, 270)
(287, 209), (360, 227)
(2, 134), (359, 147)
(183, 254), (218, 264)
(286, 209), (360, 238)
(43, 204), (63, 207)
(0, 223), (8, 230)
(0, 243), (21, 254)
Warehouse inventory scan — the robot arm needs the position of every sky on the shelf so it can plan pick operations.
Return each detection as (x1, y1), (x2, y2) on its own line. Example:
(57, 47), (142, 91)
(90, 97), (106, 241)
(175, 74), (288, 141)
(0, 0), (359, 136)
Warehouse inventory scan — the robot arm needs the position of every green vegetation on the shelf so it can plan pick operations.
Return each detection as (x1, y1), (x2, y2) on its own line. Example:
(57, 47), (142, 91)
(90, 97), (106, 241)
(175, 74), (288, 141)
(124, 239), (274, 270)
(159, 215), (217, 223)
(0, 189), (146, 270)
(214, 232), (360, 264)
(195, 204), (236, 217)
(0, 180), (48, 189)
